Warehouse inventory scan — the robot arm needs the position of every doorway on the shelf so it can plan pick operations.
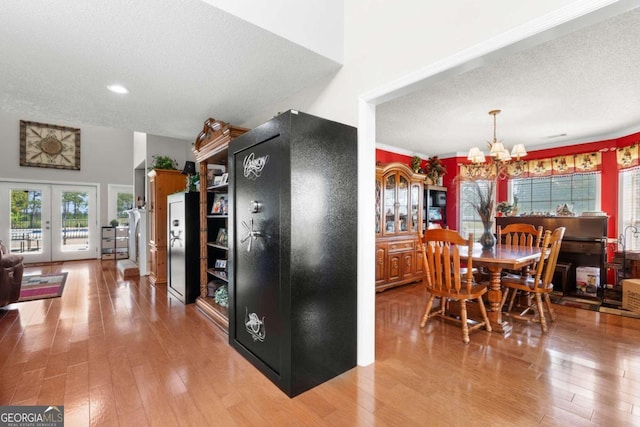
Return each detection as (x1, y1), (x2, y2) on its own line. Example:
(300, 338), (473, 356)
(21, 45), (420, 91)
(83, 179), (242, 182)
(0, 182), (98, 263)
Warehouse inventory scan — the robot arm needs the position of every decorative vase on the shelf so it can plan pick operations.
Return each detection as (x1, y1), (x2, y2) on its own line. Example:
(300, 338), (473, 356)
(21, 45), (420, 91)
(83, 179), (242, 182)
(479, 221), (495, 249)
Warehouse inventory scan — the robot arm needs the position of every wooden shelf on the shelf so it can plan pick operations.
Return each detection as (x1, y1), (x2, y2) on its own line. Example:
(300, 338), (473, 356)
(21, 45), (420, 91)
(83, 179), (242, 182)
(195, 296), (229, 331)
(207, 269), (228, 282)
(207, 243), (228, 251)
(193, 118), (249, 334)
(207, 184), (228, 191)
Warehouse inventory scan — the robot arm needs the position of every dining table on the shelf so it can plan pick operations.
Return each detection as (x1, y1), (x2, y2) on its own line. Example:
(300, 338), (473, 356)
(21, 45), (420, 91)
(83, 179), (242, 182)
(460, 243), (543, 334)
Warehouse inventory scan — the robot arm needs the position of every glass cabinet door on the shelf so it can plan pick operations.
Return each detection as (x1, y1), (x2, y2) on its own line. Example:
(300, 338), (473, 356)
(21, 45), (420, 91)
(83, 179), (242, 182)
(375, 179), (382, 234)
(411, 183), (420, 232)
(397, 175), (409, 232)
(384, 174), (396, 233)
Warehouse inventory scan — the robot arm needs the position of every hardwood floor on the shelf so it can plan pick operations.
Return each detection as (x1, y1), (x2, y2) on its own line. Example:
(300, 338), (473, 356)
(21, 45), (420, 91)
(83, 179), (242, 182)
(1, 260), (639, 426)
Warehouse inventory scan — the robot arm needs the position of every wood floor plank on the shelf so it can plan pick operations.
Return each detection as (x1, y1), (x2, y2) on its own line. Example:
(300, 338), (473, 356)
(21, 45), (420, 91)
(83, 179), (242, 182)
(2, 260), (640, 425)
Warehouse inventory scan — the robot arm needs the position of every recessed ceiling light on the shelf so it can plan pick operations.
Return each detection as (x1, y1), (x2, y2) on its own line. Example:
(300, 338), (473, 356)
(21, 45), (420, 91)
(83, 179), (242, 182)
(107, 84), (129, 94)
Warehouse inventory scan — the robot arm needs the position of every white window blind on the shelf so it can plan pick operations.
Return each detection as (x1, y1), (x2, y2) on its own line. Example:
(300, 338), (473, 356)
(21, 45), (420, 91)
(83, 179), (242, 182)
(619, 167), (640, 251)
(510, 173), (599, 215)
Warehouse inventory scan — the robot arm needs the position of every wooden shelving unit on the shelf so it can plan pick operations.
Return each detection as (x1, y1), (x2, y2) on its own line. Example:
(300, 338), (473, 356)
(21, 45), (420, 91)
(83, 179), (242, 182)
(192, 118), (248, 331)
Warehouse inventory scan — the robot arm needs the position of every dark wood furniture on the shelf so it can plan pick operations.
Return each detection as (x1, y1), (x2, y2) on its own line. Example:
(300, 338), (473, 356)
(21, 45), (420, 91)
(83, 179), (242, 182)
(192, 118), (248, 331)
(424, 184), (447, 229)
(375, 162), (425, 291)
(418, 228), (491, 344)
(147, 169), (186, 285)
(496, 216), (608, 299)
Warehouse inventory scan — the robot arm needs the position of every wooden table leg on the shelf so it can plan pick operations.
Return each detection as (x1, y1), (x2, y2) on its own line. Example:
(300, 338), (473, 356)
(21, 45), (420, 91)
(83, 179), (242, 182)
(485, 266), (512, 335)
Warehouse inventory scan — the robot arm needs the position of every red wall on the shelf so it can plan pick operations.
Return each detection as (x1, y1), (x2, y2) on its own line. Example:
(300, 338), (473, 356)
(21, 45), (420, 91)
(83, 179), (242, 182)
(376, 131), (640, 241)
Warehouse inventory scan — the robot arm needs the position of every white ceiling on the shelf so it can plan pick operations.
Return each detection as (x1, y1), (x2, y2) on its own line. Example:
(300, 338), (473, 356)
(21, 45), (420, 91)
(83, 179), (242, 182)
(0, 0), (340, 141)
(376, 7), (640, 158)
(1, 2), (639, 153)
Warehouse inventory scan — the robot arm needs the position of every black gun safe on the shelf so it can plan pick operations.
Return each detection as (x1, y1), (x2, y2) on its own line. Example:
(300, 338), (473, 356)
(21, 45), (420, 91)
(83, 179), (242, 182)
(167, 191), (200, 304)
(228, 110), (357, 397)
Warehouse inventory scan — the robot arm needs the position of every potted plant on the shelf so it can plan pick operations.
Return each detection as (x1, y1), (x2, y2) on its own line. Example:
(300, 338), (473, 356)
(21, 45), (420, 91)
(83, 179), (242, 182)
(148, 155), (178, 170)
(410, 156), (422, 173)
(496, 201), (512, 217)
(425, 156), (447, 185)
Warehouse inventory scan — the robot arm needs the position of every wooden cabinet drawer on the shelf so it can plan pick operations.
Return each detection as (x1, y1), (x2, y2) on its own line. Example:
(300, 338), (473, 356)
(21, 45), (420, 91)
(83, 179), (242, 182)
(388, 240), (415, 252)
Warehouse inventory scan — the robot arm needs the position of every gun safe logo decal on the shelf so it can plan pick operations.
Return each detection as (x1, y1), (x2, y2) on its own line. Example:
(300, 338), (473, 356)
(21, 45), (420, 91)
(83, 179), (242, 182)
(243, 152), (269, 180)
(245, 307), (266, 342)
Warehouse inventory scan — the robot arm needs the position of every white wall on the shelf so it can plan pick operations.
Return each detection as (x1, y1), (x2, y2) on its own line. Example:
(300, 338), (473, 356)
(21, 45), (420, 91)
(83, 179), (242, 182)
(241, 0), (579, 129)
(146, 134), (193, 171)
(202, 0), (344, 63)
(0, 110), (133, 226)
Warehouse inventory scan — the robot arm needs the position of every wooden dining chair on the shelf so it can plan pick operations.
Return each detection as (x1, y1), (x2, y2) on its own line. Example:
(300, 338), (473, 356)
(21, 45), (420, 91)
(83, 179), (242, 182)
(418, 228), (491, 344)
(497, 223), (544, 248)
(497, 223), (544, 311)
(500, 227), (566, 333)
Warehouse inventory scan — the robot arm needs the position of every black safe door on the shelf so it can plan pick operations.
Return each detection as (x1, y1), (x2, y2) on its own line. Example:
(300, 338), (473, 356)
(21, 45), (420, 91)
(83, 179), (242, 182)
(233, 136), (283, 375)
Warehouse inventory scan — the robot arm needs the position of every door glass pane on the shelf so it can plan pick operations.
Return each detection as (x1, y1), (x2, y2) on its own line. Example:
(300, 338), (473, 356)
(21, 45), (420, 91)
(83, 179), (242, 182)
(384, 174), (396, 233)
(10, 189), (42, 254)
(60, 191), (90, 252)
(398, 176), (408, 231)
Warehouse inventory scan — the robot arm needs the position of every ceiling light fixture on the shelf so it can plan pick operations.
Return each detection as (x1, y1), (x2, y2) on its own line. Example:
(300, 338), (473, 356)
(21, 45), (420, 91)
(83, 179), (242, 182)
(107, 84), (129, 95)
(465, 110), (527, 180)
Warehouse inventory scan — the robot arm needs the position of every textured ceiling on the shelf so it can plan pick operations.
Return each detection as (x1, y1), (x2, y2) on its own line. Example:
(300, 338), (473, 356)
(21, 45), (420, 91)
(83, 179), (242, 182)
(1, 2), (638, 152)
(376, 7), (640, 158)
(0, 0), (340, 141)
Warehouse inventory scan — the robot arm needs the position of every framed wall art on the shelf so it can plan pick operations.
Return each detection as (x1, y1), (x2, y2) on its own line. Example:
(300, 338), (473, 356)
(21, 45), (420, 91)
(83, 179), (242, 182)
(20, 120), (81, 170)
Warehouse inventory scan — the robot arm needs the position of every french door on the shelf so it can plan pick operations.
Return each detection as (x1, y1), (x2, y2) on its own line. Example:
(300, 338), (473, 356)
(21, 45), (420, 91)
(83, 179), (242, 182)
(0, 182), (98, 263)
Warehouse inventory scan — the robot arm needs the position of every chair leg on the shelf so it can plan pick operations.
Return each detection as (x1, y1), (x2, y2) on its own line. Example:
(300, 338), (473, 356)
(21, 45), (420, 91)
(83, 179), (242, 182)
(507, 288), (519, 312)
(420, 294), (435, 328)
(500, 288), (510, 311)
(543, 293), (556, 322)
(535, 293), (548, 333)
(477, 296), (492, 332)
(460, 300), (470, 344)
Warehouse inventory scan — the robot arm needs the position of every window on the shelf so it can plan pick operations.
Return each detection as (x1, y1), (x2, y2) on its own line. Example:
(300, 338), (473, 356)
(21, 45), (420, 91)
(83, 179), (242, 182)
(107, 185), (133, 226)
(510, 173), (599, 215)
(459, 179), (493, 240)
(619, 167), (640, 251)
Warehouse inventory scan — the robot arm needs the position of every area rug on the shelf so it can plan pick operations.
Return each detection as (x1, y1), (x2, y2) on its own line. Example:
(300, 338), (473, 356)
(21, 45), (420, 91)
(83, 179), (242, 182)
(18, 272), (68, 302)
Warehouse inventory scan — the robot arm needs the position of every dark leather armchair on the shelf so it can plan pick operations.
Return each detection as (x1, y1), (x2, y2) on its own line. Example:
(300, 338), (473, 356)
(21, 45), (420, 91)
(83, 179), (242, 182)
(1, 240), (24, 307)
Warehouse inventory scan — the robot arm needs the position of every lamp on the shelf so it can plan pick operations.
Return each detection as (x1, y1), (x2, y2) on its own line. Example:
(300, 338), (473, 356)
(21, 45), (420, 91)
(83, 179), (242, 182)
(181, 161), (197, 192)
(465, 110), (527, 179)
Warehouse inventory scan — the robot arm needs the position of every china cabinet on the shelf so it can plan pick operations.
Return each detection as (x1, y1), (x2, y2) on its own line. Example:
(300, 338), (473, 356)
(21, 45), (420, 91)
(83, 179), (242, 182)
(375, 162), (425, 291)
(192, 118), (248, 331)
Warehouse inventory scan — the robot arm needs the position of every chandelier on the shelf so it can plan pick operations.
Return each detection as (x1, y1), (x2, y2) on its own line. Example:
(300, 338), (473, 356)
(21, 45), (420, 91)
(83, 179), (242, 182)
(465, 110), (527, 179)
